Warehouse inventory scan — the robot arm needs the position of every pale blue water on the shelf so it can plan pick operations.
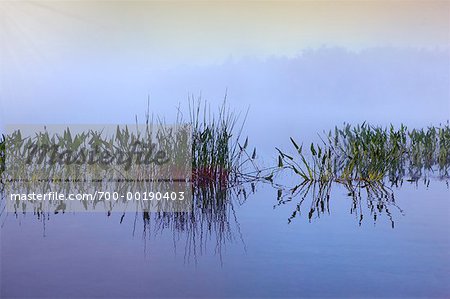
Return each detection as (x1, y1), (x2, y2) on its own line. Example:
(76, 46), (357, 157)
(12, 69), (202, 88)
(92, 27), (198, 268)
(1, 174), (449, 298)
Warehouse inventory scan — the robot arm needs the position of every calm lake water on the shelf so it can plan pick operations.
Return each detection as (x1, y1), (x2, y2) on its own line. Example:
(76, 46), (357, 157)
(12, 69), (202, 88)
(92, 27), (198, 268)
(1, 123), (449, 299)
(1, 1), (449, 297)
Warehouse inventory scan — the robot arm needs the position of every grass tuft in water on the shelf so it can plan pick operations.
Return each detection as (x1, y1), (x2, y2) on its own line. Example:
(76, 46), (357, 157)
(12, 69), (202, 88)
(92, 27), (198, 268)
(278, 122), (450, 184)
(189, 97), (257, 187)
(0, 134), (4, 174)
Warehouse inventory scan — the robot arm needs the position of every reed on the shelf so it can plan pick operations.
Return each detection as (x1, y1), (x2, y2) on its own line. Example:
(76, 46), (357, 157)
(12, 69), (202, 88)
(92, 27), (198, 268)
(0, 99), (260, 219)
(189, 98), (256, 187)
(0, 134), (4, 174)
(278, 122), (450, 184)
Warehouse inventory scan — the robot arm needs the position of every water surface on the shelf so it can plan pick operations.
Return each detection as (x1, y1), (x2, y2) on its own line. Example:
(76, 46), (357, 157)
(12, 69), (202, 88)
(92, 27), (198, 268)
(1, 126), (449, 298)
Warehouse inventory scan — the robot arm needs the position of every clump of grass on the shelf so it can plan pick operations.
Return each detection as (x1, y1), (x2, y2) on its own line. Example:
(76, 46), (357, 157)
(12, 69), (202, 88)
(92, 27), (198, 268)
(276, 139), (333, 182)
(189, 97), (257, 187)
(0, 101), (255, 259)
(3, 124), (191, 185)
(278, 122), (450, 184)
(1, 98), (260, 215)
(437, 125), (450, 173)
(407, 125), (450, 176)
(331, 123), (408, 182)
(0, 134), (4, 175)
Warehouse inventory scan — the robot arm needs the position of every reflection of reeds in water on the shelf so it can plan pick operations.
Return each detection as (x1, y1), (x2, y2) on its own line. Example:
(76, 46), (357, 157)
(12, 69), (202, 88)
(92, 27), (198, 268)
(275, 180), (404, 227)
(135, 181), (253, 264)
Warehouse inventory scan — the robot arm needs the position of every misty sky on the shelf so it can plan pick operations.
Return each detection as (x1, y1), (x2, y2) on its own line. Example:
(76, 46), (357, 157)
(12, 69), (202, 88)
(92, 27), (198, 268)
(0, 0), (449, 139)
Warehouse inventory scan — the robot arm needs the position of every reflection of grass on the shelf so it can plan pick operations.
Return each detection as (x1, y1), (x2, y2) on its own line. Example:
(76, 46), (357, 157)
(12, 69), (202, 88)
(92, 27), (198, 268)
(276, 179), (403, 227)
(277, 122), (450, 183)
(137, 181), (252, 264)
